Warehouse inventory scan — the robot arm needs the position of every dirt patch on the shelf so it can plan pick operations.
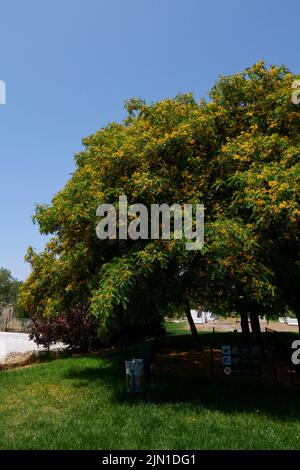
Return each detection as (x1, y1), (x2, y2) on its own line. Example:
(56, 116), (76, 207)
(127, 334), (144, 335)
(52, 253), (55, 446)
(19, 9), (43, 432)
(181, 319), (299, 333)
(154, 345), (300, 389)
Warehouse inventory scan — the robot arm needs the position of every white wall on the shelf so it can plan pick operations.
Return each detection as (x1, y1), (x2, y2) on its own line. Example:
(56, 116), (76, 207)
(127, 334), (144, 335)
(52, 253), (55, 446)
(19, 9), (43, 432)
(279, 317), (298, 326)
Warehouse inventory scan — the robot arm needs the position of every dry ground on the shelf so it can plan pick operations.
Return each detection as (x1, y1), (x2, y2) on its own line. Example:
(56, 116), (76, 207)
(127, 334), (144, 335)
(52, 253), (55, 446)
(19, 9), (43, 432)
(189, 318), (299, 333)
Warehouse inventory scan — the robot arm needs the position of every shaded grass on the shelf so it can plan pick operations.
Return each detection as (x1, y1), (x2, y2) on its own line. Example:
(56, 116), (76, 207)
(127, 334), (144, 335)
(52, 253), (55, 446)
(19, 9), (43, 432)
(0, 322), (299, 450)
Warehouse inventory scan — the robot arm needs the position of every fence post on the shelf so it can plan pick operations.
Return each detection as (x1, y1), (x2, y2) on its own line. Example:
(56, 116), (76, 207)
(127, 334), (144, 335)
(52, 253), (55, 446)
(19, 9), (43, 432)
(272, 332), (278, 384)
(289, 346), (295, 386)
(210, 327), (215, 377)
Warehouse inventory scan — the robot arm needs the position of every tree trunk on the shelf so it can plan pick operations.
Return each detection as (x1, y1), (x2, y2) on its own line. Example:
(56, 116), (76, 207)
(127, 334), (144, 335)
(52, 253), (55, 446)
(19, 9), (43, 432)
(185, 301), (201, 347)
(240, 311), (251, 343)
(250, 312), (262, 344)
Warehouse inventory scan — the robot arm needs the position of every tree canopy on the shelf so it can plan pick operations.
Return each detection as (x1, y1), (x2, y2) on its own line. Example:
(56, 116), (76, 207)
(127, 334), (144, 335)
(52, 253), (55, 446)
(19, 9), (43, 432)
(20, 62), (300, 345)
(0, 268), (22, 307)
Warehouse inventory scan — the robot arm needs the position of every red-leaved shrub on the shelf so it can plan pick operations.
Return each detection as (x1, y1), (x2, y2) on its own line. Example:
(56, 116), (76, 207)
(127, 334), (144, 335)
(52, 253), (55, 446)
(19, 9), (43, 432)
(29, 303), (100, 352)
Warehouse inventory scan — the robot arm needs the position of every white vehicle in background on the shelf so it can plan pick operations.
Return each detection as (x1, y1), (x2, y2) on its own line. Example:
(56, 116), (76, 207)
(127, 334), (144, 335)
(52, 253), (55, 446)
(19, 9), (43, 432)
(190, 309), (215, 324)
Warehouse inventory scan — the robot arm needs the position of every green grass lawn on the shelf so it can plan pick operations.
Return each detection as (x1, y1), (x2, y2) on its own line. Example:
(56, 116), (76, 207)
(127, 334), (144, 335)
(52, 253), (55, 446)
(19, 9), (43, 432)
(0, 323), (300, 450)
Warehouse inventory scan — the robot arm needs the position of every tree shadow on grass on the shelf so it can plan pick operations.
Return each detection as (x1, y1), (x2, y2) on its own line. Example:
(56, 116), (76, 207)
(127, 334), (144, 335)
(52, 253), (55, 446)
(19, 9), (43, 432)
(122, 374), (300, 423)
(62, 353), (121, 389)
(63, 351), (300, 423)
(64, 366), (116, 387)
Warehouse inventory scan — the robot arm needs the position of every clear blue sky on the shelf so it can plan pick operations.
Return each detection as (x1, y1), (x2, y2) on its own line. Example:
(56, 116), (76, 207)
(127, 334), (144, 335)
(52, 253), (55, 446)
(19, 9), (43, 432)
(0, 0), (299, 280)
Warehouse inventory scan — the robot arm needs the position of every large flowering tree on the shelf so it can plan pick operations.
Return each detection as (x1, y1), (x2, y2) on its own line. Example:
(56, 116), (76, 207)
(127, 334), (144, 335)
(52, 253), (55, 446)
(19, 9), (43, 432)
(20, 62), (300, 346)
